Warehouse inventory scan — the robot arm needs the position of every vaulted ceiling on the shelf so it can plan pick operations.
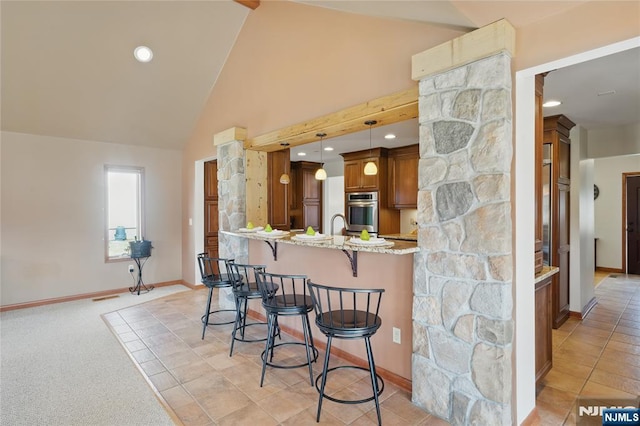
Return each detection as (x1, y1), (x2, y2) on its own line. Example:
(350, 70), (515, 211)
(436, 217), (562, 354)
(2, 1), (636, 151)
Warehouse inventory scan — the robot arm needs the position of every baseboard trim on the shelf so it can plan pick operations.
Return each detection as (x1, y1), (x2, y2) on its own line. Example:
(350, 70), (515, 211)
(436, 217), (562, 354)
(0, 280), (189, 312)
(246, 308), (412, 393)
(596, 267), (624, 273)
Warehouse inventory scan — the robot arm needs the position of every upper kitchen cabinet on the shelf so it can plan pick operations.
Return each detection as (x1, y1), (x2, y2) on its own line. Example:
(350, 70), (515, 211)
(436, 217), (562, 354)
(341, 148), (389, 193)
(388, 144), (419, 209)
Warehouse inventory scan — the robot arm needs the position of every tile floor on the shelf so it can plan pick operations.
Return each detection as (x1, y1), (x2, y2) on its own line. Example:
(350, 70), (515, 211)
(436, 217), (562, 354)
(535, 273), (640, 425)
(103, 288), (446, 425)
(103, 273), (640, 426)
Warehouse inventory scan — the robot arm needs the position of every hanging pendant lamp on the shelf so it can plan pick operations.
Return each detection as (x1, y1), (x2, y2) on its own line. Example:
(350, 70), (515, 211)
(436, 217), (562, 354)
(279, 142), (290, 184)
(315, 133), (327, 180)
(364, 120), (378, 176)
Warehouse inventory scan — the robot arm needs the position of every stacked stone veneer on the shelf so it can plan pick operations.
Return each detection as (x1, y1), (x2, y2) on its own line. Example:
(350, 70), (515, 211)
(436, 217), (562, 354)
(412, 53), (513, 425)
(216, 139), (248, 308)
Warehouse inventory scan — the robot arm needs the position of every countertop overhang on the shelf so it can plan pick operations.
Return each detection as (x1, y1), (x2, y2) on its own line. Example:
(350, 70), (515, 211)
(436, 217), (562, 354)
(222, 230), (419, 255)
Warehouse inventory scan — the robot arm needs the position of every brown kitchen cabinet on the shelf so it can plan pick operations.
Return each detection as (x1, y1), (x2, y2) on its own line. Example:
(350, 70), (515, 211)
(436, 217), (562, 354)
(289, 161), (323, 232)
(341, 148), (388, 192)
(535, 273), (553, 388)
(267, 149), (290, 230)
(388, 144), (419, 209)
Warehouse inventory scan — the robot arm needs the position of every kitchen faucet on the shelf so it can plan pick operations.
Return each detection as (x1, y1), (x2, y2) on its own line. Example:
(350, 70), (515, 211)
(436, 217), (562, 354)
(330, 213), (349, 236)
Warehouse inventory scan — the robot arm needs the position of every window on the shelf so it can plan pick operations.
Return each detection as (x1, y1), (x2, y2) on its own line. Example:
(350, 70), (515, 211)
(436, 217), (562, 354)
(105, 165), (145, 261)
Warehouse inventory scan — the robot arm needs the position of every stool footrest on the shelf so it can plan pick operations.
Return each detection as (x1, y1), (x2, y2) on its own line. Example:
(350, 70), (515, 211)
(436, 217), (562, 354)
(201, 309), (236, 326)
(261, 342), (319, 369)
(315, 365), (384, 405)
(232, 321), (270, 343)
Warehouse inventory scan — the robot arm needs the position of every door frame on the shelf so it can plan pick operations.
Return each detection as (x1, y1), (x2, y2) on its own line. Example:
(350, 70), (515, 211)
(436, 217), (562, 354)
(514, 36), (640, 423)
(622, 172), (640, 273)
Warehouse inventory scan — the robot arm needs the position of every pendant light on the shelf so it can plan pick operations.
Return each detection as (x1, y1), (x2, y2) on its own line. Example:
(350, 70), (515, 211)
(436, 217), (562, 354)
(279, 142), (290, 184)
(364, 120), (378, 176)
(314, 133), (327, 180)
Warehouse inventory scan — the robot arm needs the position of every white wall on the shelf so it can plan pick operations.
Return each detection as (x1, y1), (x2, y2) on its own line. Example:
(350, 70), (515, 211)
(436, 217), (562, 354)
(569, 126), (595, 313)
(322, 176), (345, 235)
(588, 123), (640, 158)
(594, 154), (640, 270)
(1, 132), (182, 305)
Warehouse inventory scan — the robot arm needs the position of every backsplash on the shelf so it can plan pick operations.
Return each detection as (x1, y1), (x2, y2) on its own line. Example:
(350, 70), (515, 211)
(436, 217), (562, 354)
(400, 209), (418, 234)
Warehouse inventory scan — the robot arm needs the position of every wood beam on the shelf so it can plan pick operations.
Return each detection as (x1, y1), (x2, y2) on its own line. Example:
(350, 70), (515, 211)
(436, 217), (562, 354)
(245, 87), (418, 153)
(234, 0), (260, 10)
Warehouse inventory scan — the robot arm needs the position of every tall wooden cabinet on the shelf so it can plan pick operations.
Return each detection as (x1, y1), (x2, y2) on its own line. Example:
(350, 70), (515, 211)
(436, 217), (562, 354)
(544, 115), (575, 329)
(289, 161), (323, 232)
(267, 149), (291, 230)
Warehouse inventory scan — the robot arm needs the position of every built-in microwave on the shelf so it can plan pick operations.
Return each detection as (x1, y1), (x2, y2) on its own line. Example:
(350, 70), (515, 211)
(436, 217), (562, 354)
(346, 192), (378, 235)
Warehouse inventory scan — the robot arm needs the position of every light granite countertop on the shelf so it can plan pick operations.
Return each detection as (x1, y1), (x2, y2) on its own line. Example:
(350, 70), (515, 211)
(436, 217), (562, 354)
(221, 230), (419, 255)
(535, 266), (559, 284)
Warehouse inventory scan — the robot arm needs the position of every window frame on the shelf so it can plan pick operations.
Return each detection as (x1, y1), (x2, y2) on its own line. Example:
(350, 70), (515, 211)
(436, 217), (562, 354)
(104, 165), (145, 262)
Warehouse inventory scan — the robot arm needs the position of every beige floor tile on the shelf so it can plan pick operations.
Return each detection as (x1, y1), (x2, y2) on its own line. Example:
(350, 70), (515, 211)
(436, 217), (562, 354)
(172, 400), (214, 426)
(198, 387), (252, 421)
(160, 385), (196, 410)
(217, 400), (279, 425)
(131, 347), (157, 363)
(551, 357), (593, 380)
(615, 325), (640, 337)
(600, 346), (640, 367)
(170, 359), (217, 384)
(139, 358), (166, 376)
(255, 388), (316, 423)
(606, 339), (640, 355)
(594, 357), (640, 380)
(148, 370), (179, 392)
(538, 369), (587, 394)
(380, 391), (431, 423)
(610, 331), (640, 346)
(281, 405), (345, 425)
(580, 381), (637, 399)
(589, 368), (640, 396)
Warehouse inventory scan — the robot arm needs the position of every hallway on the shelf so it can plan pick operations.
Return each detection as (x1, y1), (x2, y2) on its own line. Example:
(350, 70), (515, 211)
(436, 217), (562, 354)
(535, 273), (640, 424)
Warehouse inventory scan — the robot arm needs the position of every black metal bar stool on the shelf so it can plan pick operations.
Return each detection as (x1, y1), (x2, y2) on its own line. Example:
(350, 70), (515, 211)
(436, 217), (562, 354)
(197, 253), (238, 340)
(227, 262), (271, 356)
(255, 271), (319, 387)
(307, 280), (385, 425)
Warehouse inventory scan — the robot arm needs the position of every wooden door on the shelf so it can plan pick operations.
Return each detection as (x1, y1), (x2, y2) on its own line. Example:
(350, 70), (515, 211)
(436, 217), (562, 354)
(267, 150), (290, 230)
(553, 183), (570, 328)
(627, 176), (640, 274)
(204, 160), (219, 258)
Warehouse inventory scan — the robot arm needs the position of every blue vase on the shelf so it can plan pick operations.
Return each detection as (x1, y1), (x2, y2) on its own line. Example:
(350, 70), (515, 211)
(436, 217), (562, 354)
(114, 226), (127, 241)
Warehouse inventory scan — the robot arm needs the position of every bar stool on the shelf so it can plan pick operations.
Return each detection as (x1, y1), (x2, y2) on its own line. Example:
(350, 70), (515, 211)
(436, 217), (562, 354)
(255, 271), (319, 387)
(227, 262), (270, 356)
(197, 253), (238, 340)
(306, 280), (385, 425)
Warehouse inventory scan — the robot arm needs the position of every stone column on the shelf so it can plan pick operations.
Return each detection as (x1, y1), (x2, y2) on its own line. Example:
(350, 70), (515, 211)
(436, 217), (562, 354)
(214, 127), (249, 309)
(411, 20), (515, 425)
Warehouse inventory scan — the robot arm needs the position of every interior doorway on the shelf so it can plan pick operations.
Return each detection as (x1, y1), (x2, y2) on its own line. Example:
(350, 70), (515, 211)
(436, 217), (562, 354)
(624, 173), (640, 274)
(204, 159), (219, 258)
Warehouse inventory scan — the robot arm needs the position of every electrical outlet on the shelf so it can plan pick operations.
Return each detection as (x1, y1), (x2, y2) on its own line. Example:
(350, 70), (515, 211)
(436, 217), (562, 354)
(128, 265), (135, 273)
(392, 327), (401, 344)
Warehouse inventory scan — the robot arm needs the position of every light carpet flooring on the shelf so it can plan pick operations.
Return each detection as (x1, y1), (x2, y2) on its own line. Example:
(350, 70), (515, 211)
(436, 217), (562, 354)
(0, 285), (190, 425)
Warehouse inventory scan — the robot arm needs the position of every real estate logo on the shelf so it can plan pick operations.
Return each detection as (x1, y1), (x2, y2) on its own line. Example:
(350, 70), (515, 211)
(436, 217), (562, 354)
(577, 397), (640, 425)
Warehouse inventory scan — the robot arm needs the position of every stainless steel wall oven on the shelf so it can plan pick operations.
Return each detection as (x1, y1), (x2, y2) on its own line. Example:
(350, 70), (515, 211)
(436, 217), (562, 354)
(346, 192), (378, 235)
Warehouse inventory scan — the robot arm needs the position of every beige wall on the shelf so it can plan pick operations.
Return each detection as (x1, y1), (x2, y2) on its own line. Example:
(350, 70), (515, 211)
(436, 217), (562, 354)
(1, 132), (182, 305)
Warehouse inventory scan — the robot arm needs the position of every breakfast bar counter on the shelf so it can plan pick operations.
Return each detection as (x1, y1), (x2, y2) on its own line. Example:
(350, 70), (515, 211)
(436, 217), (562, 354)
(221, 229), (417, 385)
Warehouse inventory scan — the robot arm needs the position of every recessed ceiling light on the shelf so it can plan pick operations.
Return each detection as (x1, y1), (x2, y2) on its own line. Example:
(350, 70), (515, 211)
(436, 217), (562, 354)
(297, 152), (306, 156)
(384, 134), (396, 139)
(324, 146), (334, 151)
(543, 100), (561, 107)
(134, 46), (153, 63)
